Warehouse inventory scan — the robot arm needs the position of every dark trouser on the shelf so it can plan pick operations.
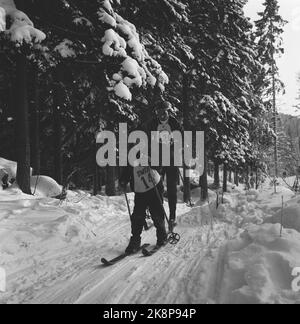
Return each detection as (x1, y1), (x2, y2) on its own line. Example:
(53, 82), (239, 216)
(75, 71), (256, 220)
(131, 183), (167, 242)
(163, 166), (178, 221)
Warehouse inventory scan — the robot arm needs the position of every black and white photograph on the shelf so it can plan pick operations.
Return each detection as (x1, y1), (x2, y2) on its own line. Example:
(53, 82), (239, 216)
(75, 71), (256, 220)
(0, 0), (300, 307)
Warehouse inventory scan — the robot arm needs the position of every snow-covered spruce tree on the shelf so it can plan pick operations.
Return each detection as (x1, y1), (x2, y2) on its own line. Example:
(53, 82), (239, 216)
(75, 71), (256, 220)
(0, 0), (45, 194)
(17, 0), (169, 194)
(120, 0), (266, 195)
(114, 0), (195, 200)
(0, 0), (169, 194)
(31, 0), (169, 126)
(260, 116), (298, 178)
(255, 0), (287, 179)
(295, 73), (300, 112)
(276, 123), (298, 176)
(62, 0), (168, 195)
(187, 0), (263, 193)
(116, 0), (192, 118)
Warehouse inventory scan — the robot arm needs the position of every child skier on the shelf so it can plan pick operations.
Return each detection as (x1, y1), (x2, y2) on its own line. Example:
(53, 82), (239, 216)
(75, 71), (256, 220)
(119, 162), (168, 255)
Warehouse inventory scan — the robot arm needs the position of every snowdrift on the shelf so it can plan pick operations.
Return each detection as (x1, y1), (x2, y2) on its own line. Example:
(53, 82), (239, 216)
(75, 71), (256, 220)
(0, 187), (131, 274)
(30, 176), (62, 198)
(0, 157), (62, 198)
(0, 157), (18, 181)
(265, 197), (300, 233)
(221, 224), (300, 304)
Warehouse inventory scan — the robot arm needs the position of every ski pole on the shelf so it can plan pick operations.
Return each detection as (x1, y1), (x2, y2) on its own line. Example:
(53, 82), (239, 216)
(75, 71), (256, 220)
(153, 184), (180, 245)
(33, 174), (40, 196)
(124, 192), (132, 218)
(148, 171), (180, 245)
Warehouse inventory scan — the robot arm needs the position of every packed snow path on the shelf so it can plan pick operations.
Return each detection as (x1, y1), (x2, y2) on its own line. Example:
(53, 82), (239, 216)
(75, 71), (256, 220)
(1, 182), (300, 304)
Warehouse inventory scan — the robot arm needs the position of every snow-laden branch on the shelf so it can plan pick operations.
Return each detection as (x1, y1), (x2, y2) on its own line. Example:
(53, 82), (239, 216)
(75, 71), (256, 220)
(0, 0), (45, 44)
(100, 0), (169, 101)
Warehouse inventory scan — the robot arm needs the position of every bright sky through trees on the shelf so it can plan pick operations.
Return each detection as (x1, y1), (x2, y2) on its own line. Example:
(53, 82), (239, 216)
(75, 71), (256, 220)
(245, 0), (300, 116)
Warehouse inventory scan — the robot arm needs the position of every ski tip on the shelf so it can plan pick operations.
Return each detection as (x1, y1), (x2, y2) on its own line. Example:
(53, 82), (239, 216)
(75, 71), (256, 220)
(101, 258), (113, 266)
(142, 248), (151, 257)
(142, 246), (161, 257)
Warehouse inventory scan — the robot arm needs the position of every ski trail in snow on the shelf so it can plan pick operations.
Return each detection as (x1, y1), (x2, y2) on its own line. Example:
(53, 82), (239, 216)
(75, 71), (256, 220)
(210, 245), (229, 304)
(5, 199), (236, 304)
(26, 222), (235, 304)
(26, 229), (157, 304)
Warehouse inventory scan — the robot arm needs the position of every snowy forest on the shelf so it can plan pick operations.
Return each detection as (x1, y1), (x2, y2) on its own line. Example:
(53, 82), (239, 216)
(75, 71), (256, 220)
(1, 0), (300, 305)
(0, 0), (289, 195)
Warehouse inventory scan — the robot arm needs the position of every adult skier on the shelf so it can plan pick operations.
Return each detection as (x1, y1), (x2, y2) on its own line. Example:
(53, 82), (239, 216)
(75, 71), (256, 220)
(144, 100), (183, 231)
(119, 161), (168, 255)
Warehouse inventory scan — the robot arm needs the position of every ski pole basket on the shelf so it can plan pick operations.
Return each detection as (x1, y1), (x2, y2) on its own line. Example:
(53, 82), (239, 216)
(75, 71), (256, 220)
(168, 232), (181, 245)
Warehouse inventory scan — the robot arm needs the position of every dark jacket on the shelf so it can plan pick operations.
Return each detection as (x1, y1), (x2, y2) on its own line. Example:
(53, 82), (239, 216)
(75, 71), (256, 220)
(143, 116), (184, 167)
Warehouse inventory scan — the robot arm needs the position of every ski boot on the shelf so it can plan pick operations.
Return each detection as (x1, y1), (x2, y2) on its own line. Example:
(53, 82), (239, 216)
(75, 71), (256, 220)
(125, 236), (141, 255)
(156, 230), (168, 248)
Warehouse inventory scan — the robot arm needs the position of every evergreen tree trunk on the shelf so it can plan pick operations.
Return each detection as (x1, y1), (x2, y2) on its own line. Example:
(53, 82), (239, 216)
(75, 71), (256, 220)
(246, 166), (250, 189)
(223, 164), (228, 193)
(9, 79), (16, 161)
(200, 150), (208, 201)
(182, 73), (191, 203)
(53, 71), (63, 184)
(214, 161), (220, 188)
(106, 166), (116, 196)
(15, 53), (31, 194)
(228, 170), (232, 183)
(183, 165), (191, 203)
(234, 169), (239, 186)
(104, 121), (116, 196)
(208, 160), (213, 177)
(93, 164), (99, 196)
(94, 140), (100, 196)
(271, 21), (278, 193)
(98, 169), (103, 192)
(272, 63), (278, 191)
(31, 68), (40, 175)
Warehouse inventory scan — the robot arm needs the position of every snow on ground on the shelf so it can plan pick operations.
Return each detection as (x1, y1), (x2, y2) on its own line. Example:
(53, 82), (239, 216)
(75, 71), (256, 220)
(218, 224), (300, 304)
(0, 174), (300, 304)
